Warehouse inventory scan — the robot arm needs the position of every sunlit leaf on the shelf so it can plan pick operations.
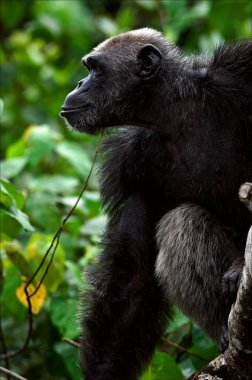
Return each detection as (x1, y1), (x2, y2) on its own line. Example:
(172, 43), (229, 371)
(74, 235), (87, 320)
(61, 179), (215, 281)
(0, 179), (25, 209)
(29, 175), (79, 193)
(23, 125), (59, 166)
(16, 278), (46, 315)
(80, 215), (107, 236)
(6, 137), (26, 158)
(0, 183), (13, 207)
(56, 141), (92, 178)
(135, 0), (157, 11)
(97, 16), (118, 36)
(0, 157), (27, 178)
(3, 206), (35, 231)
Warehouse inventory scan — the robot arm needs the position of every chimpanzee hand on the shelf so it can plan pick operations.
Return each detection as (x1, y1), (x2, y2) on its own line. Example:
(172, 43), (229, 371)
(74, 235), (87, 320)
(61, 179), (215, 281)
(222, 257), (244, 306)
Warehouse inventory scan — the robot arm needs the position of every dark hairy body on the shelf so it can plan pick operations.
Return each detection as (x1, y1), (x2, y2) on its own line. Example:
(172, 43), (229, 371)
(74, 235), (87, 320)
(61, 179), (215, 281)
(60, 29), (252, 380)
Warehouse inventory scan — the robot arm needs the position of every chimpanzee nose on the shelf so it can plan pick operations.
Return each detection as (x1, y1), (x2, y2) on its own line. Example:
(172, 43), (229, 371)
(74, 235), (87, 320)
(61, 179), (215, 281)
(61, 78), (90, 111)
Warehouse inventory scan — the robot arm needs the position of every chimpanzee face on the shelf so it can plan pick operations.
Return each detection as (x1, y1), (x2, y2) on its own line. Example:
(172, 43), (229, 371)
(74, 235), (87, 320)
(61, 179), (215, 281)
(60, 35), (162, 135)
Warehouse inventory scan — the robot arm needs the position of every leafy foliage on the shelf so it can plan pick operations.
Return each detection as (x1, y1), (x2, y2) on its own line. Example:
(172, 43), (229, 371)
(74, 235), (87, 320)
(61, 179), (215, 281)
(0, 0), (251, 379)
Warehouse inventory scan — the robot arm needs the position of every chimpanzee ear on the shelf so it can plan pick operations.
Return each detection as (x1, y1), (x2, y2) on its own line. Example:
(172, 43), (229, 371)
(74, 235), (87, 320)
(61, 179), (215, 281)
(137, 44), (162, 79)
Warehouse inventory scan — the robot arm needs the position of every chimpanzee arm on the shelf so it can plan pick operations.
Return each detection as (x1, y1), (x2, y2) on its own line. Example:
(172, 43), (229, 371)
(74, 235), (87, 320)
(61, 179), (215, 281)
(80, 193), (171, 380)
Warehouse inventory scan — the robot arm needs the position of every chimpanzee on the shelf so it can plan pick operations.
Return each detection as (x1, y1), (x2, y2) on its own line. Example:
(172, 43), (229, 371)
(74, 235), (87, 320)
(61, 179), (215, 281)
(60, 28), (252, 380)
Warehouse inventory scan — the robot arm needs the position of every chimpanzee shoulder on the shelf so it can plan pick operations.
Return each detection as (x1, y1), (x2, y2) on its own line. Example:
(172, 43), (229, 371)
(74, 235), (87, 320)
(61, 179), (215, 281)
(99, 127), (168, 215)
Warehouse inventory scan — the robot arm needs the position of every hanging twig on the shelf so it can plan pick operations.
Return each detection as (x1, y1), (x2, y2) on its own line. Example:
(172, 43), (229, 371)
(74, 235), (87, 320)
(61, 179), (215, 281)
(0, 137), (101, 360)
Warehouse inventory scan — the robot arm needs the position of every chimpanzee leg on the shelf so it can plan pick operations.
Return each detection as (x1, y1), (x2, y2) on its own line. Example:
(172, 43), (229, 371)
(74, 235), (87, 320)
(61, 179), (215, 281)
(80, 193), (171, 380)
(155, 203), (244, 348)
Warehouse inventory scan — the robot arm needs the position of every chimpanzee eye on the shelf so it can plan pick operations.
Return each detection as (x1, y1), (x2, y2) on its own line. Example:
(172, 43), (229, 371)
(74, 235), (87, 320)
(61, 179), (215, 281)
(82, 55), (102, 74)
(76, 80), (83, 89)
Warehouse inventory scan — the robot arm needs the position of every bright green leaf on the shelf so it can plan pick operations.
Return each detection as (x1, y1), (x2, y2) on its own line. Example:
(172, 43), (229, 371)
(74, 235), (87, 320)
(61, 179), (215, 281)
(0, 179), (25, 209)
(7, 138), (26, 158)
(168, 308), (191, 333)
(0, 184), (13, 207)
(29, 175), (79, 193)
(24, 125), (59, 166)
(56, 141), (92, 178)
(80, 215), (107, 236)
(49, 296), (78, 339)
(0, 157), (27, 178)
(141, 351), (184, 380)
(3, 206), (34, 231)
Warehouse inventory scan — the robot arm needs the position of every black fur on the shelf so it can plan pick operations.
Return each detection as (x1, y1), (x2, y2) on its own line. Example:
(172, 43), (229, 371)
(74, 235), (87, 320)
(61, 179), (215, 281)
(60, 29), (252, 379)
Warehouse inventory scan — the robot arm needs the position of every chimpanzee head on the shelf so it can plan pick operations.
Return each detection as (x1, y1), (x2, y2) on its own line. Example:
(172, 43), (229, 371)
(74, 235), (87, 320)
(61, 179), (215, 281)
(60, 28), (181, 134)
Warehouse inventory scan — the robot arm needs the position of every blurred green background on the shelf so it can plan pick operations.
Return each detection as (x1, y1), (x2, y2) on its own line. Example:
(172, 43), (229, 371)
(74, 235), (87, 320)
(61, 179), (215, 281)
(0, 1), (251, 379)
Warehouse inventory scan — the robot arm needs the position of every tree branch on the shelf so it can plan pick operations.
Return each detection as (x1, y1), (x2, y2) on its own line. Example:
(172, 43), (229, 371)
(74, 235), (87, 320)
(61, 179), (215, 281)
(0, 367), (29, 380)
(186, 182), (252, 380)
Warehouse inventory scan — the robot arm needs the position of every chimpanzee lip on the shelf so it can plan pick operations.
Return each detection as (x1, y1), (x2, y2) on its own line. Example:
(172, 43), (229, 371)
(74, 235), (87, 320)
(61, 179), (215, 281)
(60, 105), (89, 116)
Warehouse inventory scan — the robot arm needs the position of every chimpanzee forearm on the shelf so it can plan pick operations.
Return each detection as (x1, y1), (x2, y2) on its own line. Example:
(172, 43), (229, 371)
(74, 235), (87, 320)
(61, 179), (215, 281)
(80, 193), (171, 380)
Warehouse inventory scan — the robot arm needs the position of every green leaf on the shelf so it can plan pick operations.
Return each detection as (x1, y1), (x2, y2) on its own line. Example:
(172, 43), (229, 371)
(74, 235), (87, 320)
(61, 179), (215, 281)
(49, 296), (78, 339)
(29, 175), (79, 193)
(1, 265), (26, 320)
(0, 98), (3, 117)
(0, 157), (27, 178)
(84, 191), (102, 217)
(24, 125), (59, 166)
(3, 205), (34, 231)
(192, 325), (216, 349)
(0, 252), (3, 294)
(0, 206), (22, 237)
(25, 192), (61, 233)
(54, 342), (81, 380)
(80, 215), (107, 236)
(56, 141), (92, 178)
(0, 183), (13, 207)
(141, 351), (184, 380)
(136, 0), (157, 11)
(179, 357), (196, 378)
(0, 0), (27, 29)
(7, 137), (26, 158)
(65, 260), (83, 286)
(0, 179), (25, 209)
(167, 308), (190, 333)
